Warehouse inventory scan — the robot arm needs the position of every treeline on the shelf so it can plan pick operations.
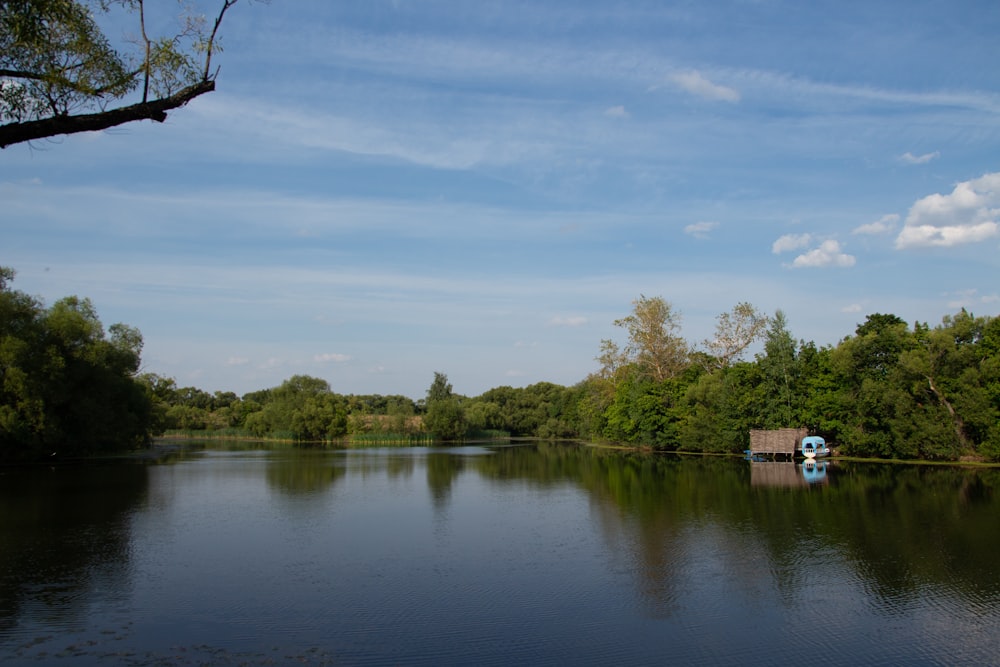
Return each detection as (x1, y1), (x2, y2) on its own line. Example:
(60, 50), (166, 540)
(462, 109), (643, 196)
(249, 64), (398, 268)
(3, 267), (999, 462)
(143, 370), (575, 445)
(143, 296), (1000, 462)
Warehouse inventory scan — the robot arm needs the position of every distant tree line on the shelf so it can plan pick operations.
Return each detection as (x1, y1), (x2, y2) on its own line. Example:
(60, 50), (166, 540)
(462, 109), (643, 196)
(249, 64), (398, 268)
(3, 267), (999, 462)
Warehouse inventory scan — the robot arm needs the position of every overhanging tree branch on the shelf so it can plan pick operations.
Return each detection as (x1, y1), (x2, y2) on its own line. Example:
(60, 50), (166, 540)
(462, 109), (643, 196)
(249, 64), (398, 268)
(1, 0), (252, 149)
(0, 78), (214, 148)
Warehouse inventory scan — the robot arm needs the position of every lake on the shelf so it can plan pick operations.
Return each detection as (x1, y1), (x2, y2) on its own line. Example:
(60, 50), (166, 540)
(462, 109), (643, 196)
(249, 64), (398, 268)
(2, 442), (999, 665)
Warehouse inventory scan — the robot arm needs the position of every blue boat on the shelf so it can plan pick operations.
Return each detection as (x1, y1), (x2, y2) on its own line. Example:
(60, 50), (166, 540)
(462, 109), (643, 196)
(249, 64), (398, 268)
(800, 435), (830, 459)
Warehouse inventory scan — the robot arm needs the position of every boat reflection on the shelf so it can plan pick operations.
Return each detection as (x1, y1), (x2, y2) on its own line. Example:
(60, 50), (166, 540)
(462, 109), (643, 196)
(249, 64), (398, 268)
(749, 460), (829, 487)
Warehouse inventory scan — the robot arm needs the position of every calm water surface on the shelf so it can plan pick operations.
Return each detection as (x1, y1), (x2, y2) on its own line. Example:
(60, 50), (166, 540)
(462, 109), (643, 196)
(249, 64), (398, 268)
(2, 442), (999, 665)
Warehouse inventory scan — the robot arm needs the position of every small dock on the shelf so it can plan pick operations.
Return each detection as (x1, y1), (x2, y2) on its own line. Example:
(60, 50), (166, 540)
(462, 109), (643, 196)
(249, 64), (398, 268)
(748, 428), (807, 459)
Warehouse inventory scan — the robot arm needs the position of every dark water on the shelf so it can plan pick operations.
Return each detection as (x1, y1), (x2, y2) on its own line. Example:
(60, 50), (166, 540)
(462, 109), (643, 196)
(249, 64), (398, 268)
(2, 442), (999, 666)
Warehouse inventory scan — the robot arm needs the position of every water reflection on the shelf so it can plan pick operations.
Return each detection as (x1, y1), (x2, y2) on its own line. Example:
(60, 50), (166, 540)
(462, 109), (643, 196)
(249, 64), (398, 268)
(1, 444), (998, 666)
(749, 460), (829, 487)
(265, 450), (345, 495)
(0, 464), (148, 637)
(425, 451), (465, 507)
(466, 445), (1000, 615)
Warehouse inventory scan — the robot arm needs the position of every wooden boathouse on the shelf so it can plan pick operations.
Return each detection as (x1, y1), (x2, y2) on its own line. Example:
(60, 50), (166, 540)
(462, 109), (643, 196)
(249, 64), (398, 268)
(748, 428), (807, 459)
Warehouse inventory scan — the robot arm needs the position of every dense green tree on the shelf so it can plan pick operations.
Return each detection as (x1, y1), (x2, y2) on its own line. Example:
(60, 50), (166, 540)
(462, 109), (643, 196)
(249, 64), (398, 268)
(464, 400), (503, 433)
(753, 310), (800, 428)
(242, 375), (347, 441)
(680, 362), (759, 453)
(850, 313), (911, 380)
(0, 268), (153, 460)
(426, 371), (453, 404)
(796, 341), (845, 441)
(472, 382), (581, 438)
(423, 372), (466, 440)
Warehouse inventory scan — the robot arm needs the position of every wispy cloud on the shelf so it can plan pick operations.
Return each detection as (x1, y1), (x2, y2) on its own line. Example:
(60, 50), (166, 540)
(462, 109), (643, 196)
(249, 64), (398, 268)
(791, 240), (856, 268)
(604, 105), (629, 118)
(944, 289), (1000, 309)
(772, 233), (812, 254)
(548, 316), (588, 327)
(664, 70), (740, 102)
(899, 151), (940, 165)
(841, 303), (863, 313)
(314, 353), (352, 363)
(684, 221), (719, 239)
(895, 172), (1000, 249)
(853, 213), (899, 235)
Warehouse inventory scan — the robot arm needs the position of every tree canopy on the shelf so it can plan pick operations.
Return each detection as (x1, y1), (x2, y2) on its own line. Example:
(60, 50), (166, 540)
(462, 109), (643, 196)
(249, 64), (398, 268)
(0, 0), (247, 148)
(1, 267), (153, 460)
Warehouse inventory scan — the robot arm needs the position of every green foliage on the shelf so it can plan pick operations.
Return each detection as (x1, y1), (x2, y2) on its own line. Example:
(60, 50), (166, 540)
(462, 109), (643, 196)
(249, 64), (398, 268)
(0, 268), (154, 460)
(426, 371), (453, 403)
(424, 397), (466, 441)
(606, 295), (689, 382)
(1, 0), (133, 122)
(578, 299), (1000, 460)
(241, 375), (348, 442)
(423, 371), (466, 440)
(1, 0), (247, 148)
(472, 382), (581, 438)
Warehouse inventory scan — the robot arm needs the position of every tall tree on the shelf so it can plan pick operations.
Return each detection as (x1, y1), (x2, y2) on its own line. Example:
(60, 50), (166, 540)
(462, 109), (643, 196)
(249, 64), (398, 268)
(702, 302), (769, 369)
(426, 372), (453, 404)
(606, 295), (689, 382)
(1, 0), (249, 148)
(424, 372), (466, 440)
(755, 310), (799, 427)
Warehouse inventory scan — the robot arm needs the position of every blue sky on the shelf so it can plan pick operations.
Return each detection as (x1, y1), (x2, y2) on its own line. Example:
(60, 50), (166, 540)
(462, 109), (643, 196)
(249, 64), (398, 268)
(3, 0), (999, 399)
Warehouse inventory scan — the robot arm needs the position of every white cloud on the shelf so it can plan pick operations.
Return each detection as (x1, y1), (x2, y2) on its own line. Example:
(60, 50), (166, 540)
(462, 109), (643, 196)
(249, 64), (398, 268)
(895, 172), (1000, 249)
(852, 213), (899, 235)
(666, 70), (740, 103)
(684, 221), (719, 239)
(548, 316), (588, 327)
(841, 303), (863, 313)
(227, 357), (250, 366)
(604, 105), (629, 118)
(946, 289), (1000, 309)
(772, 233), (812, 254)
(900, 151), (940, 165)
(314, 353), (352, 363)
(791, 240), (856, 268)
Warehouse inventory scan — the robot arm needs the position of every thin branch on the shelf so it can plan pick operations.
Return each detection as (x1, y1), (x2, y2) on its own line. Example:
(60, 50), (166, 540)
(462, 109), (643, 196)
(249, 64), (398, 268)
(203, 0), (240, 80)
(139, 0), (150, 103)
